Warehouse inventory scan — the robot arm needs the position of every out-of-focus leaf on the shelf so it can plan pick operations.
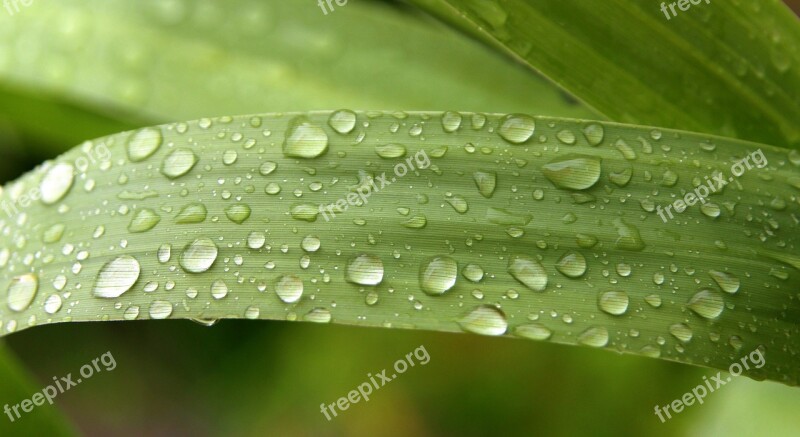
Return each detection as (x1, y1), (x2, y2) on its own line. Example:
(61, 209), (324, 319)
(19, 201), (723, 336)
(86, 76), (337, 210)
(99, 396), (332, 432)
(409, 0), (800, 147)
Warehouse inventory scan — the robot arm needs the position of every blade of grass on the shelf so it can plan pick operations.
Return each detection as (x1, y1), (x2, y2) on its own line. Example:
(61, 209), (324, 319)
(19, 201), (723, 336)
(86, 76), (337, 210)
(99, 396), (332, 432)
(0, 111), (797, 385)
(408, 0), (800, 147)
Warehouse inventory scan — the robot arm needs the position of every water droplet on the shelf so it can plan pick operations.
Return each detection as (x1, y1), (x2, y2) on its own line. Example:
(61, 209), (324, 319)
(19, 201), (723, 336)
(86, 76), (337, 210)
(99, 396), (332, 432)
(512, 322), (551, 340)
(276, 275), (304, 303)
(508, 255), (548, 291)
(598, 291), (629, 315)
(542, 155), (601, 190)
(301, 235), (321, 252)
(43, 294), (62, 314)
(687, 288), (724, 319)
(244, 306), (260, 319)
(161, 148), (198, 179)
(498, 114), (535, 144)
(225, 204), (251, 224)
(445, 195), (469, 214)
(577, 326), (609, 347)
(556, 129), (576, 145)
(128, 208), (161, 232)
(284, 116), (328, 158)
(93, 256), (140, 298)
(346, 254), (384, 286)
(211, 279), (229, 299)
(42, 224), (65, 243)
(179, 238), (218, 273)
(473, 171), (497, 198)
(402, 215), (427, 229)
(462, 264), (485, 282)
(582, 123), (605, 146)
(669, 323), (693, 342)
(149, 300), (173, 319)
(123, 306), (140, 320)
(612, 218), (645, 251)
(441, 111), (462, 132)
(555, 252), (587, 278)
(222, 149), (238, 165)
(700, 203), (721, 218)
(7, 274), (38, 311)
(419, 256), (458, 295)
(127, 127), (162, 162)
(290, 204), (319, 222)
(175, 203), (207, 224)
(259, 161), (278, 176)
(375, 143), (407, 159)
(40, 163), (75, 204)
(459, 305), (508, 336)
(328, 110), (357, 134)
(645, 294), (662, 308)
(708, 270), (740, 294)
(303, 308), (332, 323)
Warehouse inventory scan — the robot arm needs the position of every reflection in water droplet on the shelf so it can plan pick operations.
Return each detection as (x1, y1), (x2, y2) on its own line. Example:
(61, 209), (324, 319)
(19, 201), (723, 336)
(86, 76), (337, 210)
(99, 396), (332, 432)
(149, 300), (173, 319)
(7, 274), (38, 311)
(542, 155), (601, 190)
(127, 127), (162, 162)
(179, 238), (218, 273)
(687, 288), (724, 319)
(419, 256), (458, 295)
(276, 275), (304, 303)
(669, 323), (693, 342)
(498, 114), (535, 144)
(459, 305), (508, 336)
(211, 279), (229, 299)
(708, 270), (740, 294)
(346, 254), (384, 286)
(578, 326), (609, 347)
(284, 116), (328, 158)
(555, 252), (587, 278)
(93, 256), (140, 298)
(40, 163), (75, 204)
(328, 110), (357, 134)
(598, 291), (629, 315)
(161, 148), (198, 179)
(508, 255), (548, 291)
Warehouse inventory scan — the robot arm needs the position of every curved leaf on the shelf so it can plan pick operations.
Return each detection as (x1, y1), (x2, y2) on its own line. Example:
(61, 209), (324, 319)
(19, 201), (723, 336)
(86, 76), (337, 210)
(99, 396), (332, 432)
(0, 111), (797, 386)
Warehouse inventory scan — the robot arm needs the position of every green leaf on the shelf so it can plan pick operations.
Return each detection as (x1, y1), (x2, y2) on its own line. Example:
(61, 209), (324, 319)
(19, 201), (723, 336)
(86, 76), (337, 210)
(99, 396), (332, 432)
(0, 344), (77, 436)
(0, 0), (594, 154)
(1, 111), (798, 385)
(408, 0), (800, 147)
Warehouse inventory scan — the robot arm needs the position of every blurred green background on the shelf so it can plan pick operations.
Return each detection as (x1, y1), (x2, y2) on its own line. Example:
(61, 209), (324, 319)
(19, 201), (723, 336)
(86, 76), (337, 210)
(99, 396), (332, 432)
(0, 0), (799, 435)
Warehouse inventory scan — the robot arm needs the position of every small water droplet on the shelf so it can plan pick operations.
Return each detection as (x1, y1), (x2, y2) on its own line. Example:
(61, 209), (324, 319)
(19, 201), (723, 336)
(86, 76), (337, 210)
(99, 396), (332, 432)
(514, 323), (552, 340)
(128, 208), (161, 232)
(127, 127), (163, 162)
(498, 114), (535, 144)
(577, 326), (609, 347)
(669, 323), (693, 342)
(555, 252), (587, 278)
(598, 291), (629, 315)
(149, 300), (173, 319)
(7, 274), (38, 311)
(708, 270), (740, 294)
(161, 148), (198, 179)
(419, 256), (458, 295)
(328, 110), (357, 134)
(40, 163), (75, 204)
(179, 238), (218, 273)
(542, 155), (601, 190)
(687, 288), (724, 319)
(276, 275), (304, 303)
(508, 255), (548, 291)
(346, 254), (384, 286)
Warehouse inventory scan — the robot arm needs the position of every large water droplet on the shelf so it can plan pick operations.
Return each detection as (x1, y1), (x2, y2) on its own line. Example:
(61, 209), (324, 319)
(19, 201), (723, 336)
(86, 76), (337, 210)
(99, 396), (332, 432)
(301, 235), (321, 253)
(687, 288), (724, 319)
(149, 300), (173, 319)
(669, 323), (693, 342)
(175, 203), (207, 224)
(43, 294), (62, 314)
(127, 127), (162, 162)
(577, 326), (609, 347)
(508, 255), (548, 291)
(473, 171), (497, 198)
(328, 110), (357, 134)
(708, 270), (740, 294)
(441, 111), (462, 132)
(40, 163), (75, 204)
(179, 238), (218, 273)
(375, 144), (407, 159)
(598, 291), (629, 315)
(555, 252), (587, 278)
(284, 116), (328, 158)
(419, 256), (458, 295)
(161, 148), (198, 179)
(459, 305), (508, 336)
(612, 218), (645, 251)
(225, 204), (251, 224)
(276, 275), (304, 303)
(93, 255), (140, 298)
(515, 323), (552, 340)
(346, 254), (384, 286)
(542, 155), (601, 190)
(7, 273), (38, 311)
(128, 208), (161, 232)
(498, 114), (535, 144)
